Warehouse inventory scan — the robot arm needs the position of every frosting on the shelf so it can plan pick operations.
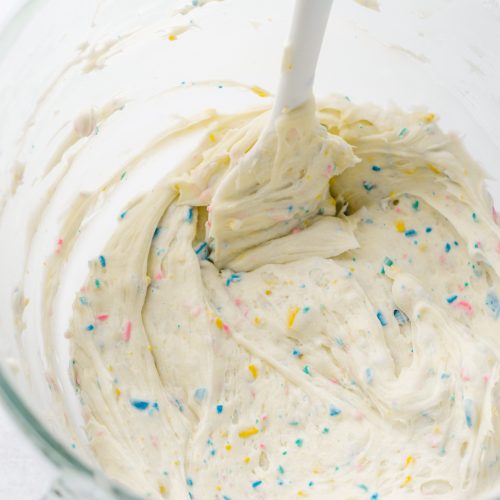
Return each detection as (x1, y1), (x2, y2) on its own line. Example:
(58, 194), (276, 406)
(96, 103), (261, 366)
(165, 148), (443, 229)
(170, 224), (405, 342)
(67, 97), (500, 499)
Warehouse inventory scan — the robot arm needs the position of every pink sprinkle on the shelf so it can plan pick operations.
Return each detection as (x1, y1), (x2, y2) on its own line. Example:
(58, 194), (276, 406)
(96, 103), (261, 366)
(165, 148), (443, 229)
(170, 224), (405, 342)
(431, 439), (439, 448)
(395, 207), (401, 213)
(259, 443), (266, 449)
(292, 227), (302, 235)
(55, 238), (64, 254)
(439, 254), (446, 264)
(496, 241), (500, 254)
(154, 271), (164, 281)
(493, 206), (498, 225)
(190, 306), (201, 317)
(483, 374), (490, 383)
(206, 221), (212, 228)
(475, 241), (482, 249)
(123, 321), (132, 342)
(330, 378), (339, 385)
(456, 301), (473, 315)
(461, 368), (471, 381)
(355, 462), (365, 472)
(207, 205), (213, 212)
(96, 314), (109, 321)
(234, 298), (242, 306)
(222, 324), (230, 333)
(261, 415), (268, 421)
(326, 164), (333, 174)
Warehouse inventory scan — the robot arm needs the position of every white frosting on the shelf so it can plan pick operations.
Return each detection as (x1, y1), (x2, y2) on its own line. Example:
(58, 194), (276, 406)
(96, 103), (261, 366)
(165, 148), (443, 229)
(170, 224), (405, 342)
(65, 98), (500, 499)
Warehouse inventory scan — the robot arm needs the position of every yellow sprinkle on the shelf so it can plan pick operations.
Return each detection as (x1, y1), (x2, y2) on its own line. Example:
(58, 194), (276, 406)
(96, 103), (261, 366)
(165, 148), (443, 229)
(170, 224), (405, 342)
(395, 220), (406, 233)
(349, 267), (355, 273)
(433, 426), (441, 434)
(389, 190), (397, 199)
(244, 456), (251, 464)
(297, 491), (307, 497)
(216, 485), (222, 492)
(159, 484), (167, 494)
(239, 426), (259, 439)
(419, 244), (428, 253)
(174, 460), (180, 466)
(424, 112), (435, 123)
(405, 456), (414, 468)
(248, 364), (258, 379)
(168, 34), (177, 41)
(145, 275), (151, 286)
(208, 133), (216, 143)
(428, 164), (441, 175)
(250, 85), (269, 98)
(147, 344), (153, 352)
(265, 289), (272, 296)
(107, 365), (113, 372)
(224, 444), (232, 451)
(403, 167), (417, 175)
(254, 316), (262, 326)
(312, 467), (321, 474)
(402, 475), (412, 486)
(115, 387), (121, 397)
(287, 306), (300, 329)
(215, 317), (224, 329)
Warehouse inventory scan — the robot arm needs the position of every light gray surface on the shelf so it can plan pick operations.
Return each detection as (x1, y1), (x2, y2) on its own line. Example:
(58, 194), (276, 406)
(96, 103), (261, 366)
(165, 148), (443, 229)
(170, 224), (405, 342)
(0, 404), (57, 499)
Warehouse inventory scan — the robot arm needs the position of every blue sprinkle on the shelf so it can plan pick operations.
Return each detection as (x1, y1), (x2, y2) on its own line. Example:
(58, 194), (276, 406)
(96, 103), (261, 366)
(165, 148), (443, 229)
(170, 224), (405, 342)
(195, 242), (207, 254)
(130, 400), (149, 411)
(225, 273), (241, 286)
(79, 296), (88, 305)
(174, 399), (184, 412)
(153, 227), (161, 239)
(119, 211), (127, 219)
(425, 226), (433, 233)
(404, 229), (417, 237)
(295, 438), (303, 447)
(376, 311), (387, 326)
(399, 127), (409, 137)
(393, 309), (408, 325)
(216, 404), (224, 414)
(252, 480), (262, 488)
(365, 368), (373, 384)
(98, 255), (106, 268)
(151, 402), (159, 411)
(464, 399), (473, 428)
(186, 207), (194, 223)
(303, 366), (311, 375)
(303, 306), (311, 313)
(454, 240), (459, 246)
(485, 291), (500, 319)
(371, 165), (381, 172)
(447, 295), (458, 304)
(85, 324), (94, 331)
(335, 337), (344, 347)
(186, 478), (193, 487)
(440, 372), (450, 380)
(194, 388), (207, 401)
(192, 0), (199, 6)
(308, 481), (314, 487)
(329, 405), (342, 417)
(287, 205), (293, 212)
(445, 242), (451, 253)
(223, 497), (231, 500)
(292, 349), (302, 357)
(371, 494), (379, 500)
(362, 181), (375, 192)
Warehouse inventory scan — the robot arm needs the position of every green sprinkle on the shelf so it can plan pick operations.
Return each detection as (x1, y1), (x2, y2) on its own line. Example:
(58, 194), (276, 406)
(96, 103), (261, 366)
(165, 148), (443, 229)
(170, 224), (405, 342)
(295, 438), (303, 447)
(120, 171), (127, 180)
(303, 366), (311, 375)
(95, 279), (101, 289)
(278, 465), (285, 474)
(399, 127), (409, 137)
(412, 200), (419, 211)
